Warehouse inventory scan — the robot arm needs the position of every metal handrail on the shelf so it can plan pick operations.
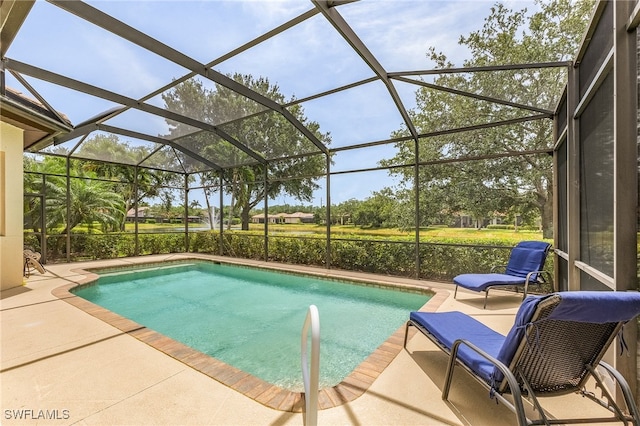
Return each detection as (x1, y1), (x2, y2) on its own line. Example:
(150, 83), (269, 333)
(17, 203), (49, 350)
(301, 304), (320, 426)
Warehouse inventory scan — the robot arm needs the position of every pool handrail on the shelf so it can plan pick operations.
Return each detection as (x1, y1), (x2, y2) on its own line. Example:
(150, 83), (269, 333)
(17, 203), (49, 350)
(301, 304), (320, 426)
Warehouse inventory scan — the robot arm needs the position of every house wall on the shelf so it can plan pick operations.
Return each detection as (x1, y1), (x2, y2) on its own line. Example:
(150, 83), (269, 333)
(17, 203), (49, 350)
(0, 121), (25, 290)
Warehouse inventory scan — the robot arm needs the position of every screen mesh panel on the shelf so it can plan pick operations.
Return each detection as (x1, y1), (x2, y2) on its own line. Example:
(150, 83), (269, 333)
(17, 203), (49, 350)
(579, 2), (613, 99)
(556, 138), (568, 252)
(579, 72), (613, 280)
(556, 95), (567, 134)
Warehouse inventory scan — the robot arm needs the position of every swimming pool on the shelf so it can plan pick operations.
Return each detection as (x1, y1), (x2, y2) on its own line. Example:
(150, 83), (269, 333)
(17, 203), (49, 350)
(73, 261), (431, 392)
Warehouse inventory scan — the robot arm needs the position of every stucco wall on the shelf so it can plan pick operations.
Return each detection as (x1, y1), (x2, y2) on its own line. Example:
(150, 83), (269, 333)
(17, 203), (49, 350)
(0, 121), (24, 290)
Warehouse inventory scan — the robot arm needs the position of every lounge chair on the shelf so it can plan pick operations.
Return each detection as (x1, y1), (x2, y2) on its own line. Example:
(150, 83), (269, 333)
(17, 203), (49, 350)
(404, 291), (640, 426)
(453, 241), (552, 308)
(23, 249), (46, 277)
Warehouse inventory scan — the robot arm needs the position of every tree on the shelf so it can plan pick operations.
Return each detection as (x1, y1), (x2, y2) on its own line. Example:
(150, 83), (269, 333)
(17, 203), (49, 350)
(352, 189), (399, 229)
(46, 172), (125, 234)
(24, 145), (140, 234)
(76, 134), (183, 230)
(23, 155), (66, 232)
(382, 0), (594, 238)
(332, 198), (361, 225)
(161, 74), (331, 230)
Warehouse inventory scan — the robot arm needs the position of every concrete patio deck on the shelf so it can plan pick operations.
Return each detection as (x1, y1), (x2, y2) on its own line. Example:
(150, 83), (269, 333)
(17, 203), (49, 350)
(1, 254), (620, 425)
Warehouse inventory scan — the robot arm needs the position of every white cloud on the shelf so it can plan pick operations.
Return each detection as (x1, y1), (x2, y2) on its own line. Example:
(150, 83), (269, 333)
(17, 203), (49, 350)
(238, 0), (310, 23)
(339, 1), (491, 71)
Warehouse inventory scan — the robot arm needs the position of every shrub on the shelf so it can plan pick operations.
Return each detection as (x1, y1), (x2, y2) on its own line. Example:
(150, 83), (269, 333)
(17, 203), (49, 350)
(23, 233), (41, 252)
(486, 224), (514, 230)
(139, 233), (185, 254)
(189, 231), (220, 253)
(35, 229), (553, 288)
(269, 235), (325, 265)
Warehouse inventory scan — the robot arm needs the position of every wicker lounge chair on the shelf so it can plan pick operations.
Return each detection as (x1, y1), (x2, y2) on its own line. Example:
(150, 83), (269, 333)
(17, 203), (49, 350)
(453, 241), (552, 308)
(404, 291), (640, 426)
(23, 248), (45, 277)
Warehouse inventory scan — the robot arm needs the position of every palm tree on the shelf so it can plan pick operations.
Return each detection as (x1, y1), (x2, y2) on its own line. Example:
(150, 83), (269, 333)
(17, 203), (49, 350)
(23, 155), (66, 233)
(76, 134), (183, 231)
(46, 175), (125, 234)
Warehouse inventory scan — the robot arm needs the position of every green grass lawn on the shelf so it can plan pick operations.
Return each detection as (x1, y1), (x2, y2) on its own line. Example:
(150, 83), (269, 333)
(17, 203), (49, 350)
(58, 222), (548, 245)
(416, 226), (545, 243)
(250, 223), (546, 244)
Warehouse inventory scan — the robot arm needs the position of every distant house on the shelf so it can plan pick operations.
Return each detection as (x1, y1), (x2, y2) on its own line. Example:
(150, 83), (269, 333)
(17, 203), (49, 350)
(453, 211), (508, 228)
(126, 207), (150, 222)
(251, 214), (283, 224)
(282, 212), (315, 224)
(251, 212), (315, 224)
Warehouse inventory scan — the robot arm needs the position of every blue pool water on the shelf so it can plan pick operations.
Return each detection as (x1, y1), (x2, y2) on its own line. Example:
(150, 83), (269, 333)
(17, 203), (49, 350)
(74, 261), (431, 391)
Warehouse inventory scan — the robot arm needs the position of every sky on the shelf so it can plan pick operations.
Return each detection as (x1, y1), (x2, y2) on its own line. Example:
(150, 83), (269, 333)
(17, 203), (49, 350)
(7, 0), (542, 208)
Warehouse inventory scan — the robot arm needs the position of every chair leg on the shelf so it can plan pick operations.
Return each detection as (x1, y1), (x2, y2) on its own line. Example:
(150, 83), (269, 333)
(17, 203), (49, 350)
(403, 321), (412, 349)
(483, 289), (489, 309)
(517, 370), (551, 424)
(442, 348), (457, 401)
(454, 285), (458, 299)
(592, 362), (640, 425)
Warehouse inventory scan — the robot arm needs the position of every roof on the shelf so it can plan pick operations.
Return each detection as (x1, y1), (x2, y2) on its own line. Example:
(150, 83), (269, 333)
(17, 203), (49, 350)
(1, 87), (72, 150)
(252, 212), (315, 219)
(0, 0), (71, 148)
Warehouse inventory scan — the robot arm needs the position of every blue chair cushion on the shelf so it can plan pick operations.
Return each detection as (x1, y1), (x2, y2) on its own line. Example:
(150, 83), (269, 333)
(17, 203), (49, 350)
(454, 273), (526, 292)
(409, 311), (505, 383)
(493, 291), (640, 382)
(493, 294), (549, 382)
(454, 241), (550, 292)
(505, 245), (548, 278)
(546, 291), (640, 324)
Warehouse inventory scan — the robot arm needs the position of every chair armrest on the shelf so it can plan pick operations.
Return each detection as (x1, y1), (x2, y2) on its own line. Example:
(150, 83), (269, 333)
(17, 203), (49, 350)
(444, 338), (528, 426)
(525, 270), (552, 284)
(594, 361), (640, 421)
(447, 338), (518, 395)
(490, 264), (507, 273)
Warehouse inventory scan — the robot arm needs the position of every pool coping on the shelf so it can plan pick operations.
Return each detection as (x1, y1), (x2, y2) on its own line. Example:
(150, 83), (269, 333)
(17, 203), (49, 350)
(51, 257), (449, 413)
